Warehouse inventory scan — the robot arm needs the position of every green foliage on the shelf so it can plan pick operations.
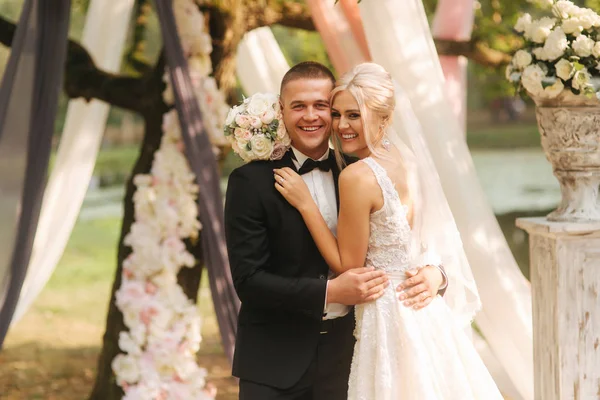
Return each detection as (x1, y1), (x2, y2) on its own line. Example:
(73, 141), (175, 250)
(271, 25), (335, 74)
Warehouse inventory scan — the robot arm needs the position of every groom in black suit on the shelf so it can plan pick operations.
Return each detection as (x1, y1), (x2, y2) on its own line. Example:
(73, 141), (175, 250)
(225, 62), (446, 399)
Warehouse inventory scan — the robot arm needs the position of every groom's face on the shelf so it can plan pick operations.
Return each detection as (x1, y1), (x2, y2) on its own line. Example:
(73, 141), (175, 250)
(280, 78), (333, 160)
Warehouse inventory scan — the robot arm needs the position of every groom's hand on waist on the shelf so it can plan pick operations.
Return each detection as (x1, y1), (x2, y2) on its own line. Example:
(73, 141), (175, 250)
(326, 267), (389, 306)
(396, 265), (444, 310)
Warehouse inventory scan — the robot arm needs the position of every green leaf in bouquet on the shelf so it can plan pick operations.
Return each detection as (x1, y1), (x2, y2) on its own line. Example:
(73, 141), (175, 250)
(246, 142), (252, 151)
(573, 61), (585, 71)
(541, 77), (556, 89)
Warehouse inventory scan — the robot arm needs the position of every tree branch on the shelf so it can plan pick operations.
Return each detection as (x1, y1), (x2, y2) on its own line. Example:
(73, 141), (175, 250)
(124, 0), (153, 75)
(0, 15), (151, 114)
(434, 38), (512, 68)
(245, 1), (315, 31)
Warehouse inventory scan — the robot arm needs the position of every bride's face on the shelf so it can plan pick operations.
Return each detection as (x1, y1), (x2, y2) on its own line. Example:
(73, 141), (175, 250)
(331, 91), (369, 158)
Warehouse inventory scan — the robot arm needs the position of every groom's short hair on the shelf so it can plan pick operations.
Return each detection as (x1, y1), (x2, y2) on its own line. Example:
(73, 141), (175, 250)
(280, 61), (336, 95)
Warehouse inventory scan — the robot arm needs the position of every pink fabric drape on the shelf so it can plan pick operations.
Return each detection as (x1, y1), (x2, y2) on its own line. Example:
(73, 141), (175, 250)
(432, 0), (474, 133)
(306, 0), (369, 75)
(339, 0), (371, 61)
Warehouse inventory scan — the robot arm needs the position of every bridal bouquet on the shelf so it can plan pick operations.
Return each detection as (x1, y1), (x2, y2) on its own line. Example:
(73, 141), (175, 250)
(507, 0), (600, 99)
(224, 93), (291, 162)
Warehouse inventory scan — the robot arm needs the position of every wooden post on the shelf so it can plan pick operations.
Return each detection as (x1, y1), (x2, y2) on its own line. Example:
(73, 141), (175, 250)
(516, 217), (600, 400)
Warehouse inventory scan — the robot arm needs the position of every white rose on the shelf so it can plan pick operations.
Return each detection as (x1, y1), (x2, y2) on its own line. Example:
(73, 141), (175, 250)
(246, 94), (271, 116)
(555, 59), (575, 80)
(235, 137), (249, 153)
(572, 69), (592, 90)
(572, 35), (595, 57)
(250, 134), (274, 160)
(119, 331), (142, 356)
(578, 11), (598, 30)
(562, 18), (583, 35)
(552, 1), (577, 19)
(526, 17), (556, 43)
(532, 47), (547, 60)
(543, 27), (568, 61)
(593, 42), (600, 58)
(260, 109), (276, 124)
(544, 79), (565, 98)
(505, 64), (514, 80)
(513, 50), (533, 68)
(225, 106), (239, 126)
(112, 354), (141, 384)
(515, 13), (532, 33)
(521, 64), (546, 96)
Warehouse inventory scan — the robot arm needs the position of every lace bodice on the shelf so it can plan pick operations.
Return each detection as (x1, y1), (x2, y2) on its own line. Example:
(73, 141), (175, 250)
(362, 157), (412, 273)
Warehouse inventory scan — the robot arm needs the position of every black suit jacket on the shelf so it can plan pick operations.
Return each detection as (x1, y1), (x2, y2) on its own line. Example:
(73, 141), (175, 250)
(224, 149), (348, 389)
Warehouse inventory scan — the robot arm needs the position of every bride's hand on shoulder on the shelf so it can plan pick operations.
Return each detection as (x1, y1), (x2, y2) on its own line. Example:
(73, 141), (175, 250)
(274, 168), (316, 214)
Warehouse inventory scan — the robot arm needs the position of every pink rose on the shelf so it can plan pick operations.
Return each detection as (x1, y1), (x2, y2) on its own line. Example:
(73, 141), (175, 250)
(234, 127), (252, 141)
(249, 116), (263, 129)
(276, 121), (288, 139)
(235, 114), (251, 129)
(145, 282), (158, 295)
(270, 143), (288, 160)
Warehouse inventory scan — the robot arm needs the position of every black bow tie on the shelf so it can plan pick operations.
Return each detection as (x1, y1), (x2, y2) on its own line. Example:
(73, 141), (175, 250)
(298, 157), (332, 175)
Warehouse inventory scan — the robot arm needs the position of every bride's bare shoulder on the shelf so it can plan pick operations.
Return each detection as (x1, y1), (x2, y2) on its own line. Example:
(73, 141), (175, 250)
(339, 161), (378, 189)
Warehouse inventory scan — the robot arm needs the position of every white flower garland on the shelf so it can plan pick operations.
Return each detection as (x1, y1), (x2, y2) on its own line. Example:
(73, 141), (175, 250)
(112, 1), (228, 398)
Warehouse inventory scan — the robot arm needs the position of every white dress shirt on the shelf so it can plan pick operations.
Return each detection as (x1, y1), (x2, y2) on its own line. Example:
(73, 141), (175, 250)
(290, 147), (350, 320)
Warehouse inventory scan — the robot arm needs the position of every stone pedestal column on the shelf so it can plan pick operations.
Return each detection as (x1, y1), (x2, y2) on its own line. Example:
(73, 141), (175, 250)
(516, 217), (600, 400)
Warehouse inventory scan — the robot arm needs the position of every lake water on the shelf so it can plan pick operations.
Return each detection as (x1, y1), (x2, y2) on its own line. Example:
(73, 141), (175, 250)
(80, 149), (559, 220)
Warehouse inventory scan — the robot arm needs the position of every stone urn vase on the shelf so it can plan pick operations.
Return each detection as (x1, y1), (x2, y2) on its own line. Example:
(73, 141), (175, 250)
(532, 90), (600, 222)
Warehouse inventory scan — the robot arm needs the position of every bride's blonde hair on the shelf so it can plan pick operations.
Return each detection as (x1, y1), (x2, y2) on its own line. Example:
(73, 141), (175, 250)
(330, 62), (396, 168)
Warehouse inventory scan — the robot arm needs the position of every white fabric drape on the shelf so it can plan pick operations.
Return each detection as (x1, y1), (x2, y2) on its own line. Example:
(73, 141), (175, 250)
(11, 0), (134, 323)
(236, 27), (289, 95)
(358, 1), (534, 399)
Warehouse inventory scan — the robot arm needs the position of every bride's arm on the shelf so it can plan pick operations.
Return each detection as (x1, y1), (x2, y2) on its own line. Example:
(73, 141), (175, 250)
(336, 164), (373, 271)
(274, 168), (344, 274)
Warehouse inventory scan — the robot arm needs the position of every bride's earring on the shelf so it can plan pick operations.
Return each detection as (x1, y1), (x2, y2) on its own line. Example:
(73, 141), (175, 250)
(381, 137), (391, 151)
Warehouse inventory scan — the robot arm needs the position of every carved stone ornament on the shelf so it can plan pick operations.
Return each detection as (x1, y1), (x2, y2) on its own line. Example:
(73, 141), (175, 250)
(532, 90), (600, 222)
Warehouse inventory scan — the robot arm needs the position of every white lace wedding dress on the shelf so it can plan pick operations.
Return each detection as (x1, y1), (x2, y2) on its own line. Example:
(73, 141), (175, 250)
(347, 158), (503, 400)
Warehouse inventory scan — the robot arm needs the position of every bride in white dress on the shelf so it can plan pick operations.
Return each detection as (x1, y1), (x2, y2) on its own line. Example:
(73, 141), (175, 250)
(274, 63), (503, 399)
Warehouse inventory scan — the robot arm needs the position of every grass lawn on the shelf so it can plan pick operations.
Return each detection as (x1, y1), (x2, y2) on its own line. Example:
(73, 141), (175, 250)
(0, 217), (237, 400)
(466, 123), (541, 149)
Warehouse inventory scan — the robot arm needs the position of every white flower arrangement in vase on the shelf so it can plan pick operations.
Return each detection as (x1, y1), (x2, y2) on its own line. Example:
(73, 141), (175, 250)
(507, 0), (600, 100)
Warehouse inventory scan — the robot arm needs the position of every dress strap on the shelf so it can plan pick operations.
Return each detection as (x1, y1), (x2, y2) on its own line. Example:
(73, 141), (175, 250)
(361, 157), (397, 209)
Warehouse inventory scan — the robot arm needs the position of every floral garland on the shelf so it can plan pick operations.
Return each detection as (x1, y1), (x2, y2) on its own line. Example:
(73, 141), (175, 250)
(111, 1), (228, 398)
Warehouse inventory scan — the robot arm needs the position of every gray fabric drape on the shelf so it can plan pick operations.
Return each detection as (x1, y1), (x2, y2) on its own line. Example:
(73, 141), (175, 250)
(0, 0), (72, 347)
(155, 0), (240, 364)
